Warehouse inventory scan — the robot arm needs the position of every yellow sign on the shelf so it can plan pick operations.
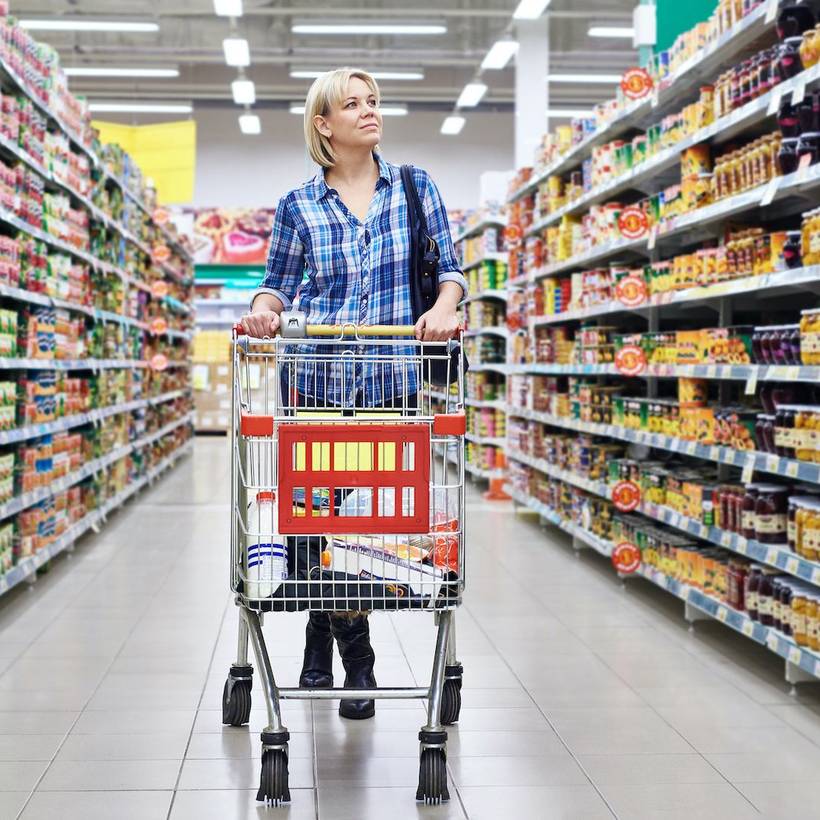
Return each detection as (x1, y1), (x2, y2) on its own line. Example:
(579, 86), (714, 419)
(91, 119), (197, 204)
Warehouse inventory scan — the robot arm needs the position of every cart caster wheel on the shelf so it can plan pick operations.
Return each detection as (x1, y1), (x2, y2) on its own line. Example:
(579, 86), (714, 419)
(416, 748), (449, 805)
(440, 679), (462, 725)
(222, 674), (252, 726)
(257, 748), (290, 806)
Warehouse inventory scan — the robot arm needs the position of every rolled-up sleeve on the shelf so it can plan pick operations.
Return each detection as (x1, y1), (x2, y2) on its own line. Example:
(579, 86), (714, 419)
(421, 174), (468, 299)
(251, 195), (305, 310)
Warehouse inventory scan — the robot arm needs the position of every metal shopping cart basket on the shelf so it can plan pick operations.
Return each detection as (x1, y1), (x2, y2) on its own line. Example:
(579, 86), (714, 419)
(222, 310), (466, 806)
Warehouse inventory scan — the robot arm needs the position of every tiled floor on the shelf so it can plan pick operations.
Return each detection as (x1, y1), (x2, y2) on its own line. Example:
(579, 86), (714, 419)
(4, 438), (820, 818)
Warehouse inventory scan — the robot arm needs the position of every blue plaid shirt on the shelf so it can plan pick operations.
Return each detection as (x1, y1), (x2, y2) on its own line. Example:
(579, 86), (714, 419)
(253, 153), (467, 406)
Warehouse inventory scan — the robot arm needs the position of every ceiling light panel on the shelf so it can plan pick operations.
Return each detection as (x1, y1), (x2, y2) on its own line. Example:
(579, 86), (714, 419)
(512, 0), (551, 20)
(214, 0), (243, 16)
(292, 23), (446, 35)
(456, 82), (487, 108)
(481, 41), (519, 70)
(231, 79), (255, 104)
(65, 67), (179, 78)
(547, 73), (622, 84)
(239, 113), (261, 134)
(588, 26), (635, 37)
(223, 38), (250, 67)
(20, 19), (159, 32)
(441, 115), (465, 135)
(289, 69), (424, 81)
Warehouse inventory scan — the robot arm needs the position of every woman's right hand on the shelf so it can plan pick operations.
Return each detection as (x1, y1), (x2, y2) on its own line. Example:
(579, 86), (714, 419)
(240, 310), (281, 338)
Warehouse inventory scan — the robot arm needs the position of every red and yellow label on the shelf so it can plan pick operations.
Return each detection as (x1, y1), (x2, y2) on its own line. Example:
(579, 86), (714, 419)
(151, 280), (169, 299)
(612, 541), (641, 574)
(617, 206), (649, 240)
(150, 353), (168, 371)
(152, 244), (171, 263)
(620, 67), (654, 100)
(614, 344), (647, 376)
(611, 480), (641, 512)
(614, 273), (648, 307)
(150, 317), (168, 335)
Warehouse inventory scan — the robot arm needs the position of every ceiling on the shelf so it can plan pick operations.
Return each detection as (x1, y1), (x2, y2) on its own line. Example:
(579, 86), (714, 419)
(12, 0), (638, 113)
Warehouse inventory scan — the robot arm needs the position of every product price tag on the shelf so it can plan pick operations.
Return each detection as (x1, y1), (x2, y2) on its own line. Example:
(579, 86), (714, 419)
(717, 607), (729, 623)
(742, 620), (755, 637)
(766, 547), (778, 565)
(789, 646), (803, 666)
(812, 567), (820, 586)
(797, 152), (813, 183)
(814, 659), (820, 678)
(767, 632), (780, 651)
(786, 557), (800, 575)
(759, 176), (781, 206)
(709, 446), (721, 461)
(766, 454), (780, 473)
(744, 370), (758, 395)
(766, 86), (783, 116)
(706, 365), (718, 378)
(793, 79), (807, 106)
(785, 366), (800, 380)
(647, 226), (658, 251)
(741, 454), (756, 484)
(786, 461), (800, 478)
(721, 531), (734, 547)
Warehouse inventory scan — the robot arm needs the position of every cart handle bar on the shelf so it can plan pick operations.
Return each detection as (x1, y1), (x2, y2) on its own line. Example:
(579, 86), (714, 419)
(233, 323), (461, 339)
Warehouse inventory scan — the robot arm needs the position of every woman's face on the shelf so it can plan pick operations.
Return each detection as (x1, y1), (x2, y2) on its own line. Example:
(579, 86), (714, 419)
(314, 76), (382, 153)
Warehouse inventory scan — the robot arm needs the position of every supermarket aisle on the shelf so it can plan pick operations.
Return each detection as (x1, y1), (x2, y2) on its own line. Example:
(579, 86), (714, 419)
(3, 439), (820, 818)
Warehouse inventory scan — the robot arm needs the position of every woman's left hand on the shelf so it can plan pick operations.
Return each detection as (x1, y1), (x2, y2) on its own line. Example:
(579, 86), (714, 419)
(414, 305), (459, 342)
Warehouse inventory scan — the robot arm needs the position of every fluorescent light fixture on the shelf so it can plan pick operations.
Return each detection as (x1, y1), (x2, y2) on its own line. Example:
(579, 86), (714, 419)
(289, 102), (407, 115)
(20, 19), (159, 32)
(223, 38), (250, 67)
(481, 40), (519, 70)
(232, 79), (255, 104)
(88, 102), (192, 113)
(239, 113), (261, 134)
(214, 0), (242, 16)
(441, 115), (465, 135)
(292, 23), (446, 35)
(547, 73), (622, 84)
(547, 108), (594, 118)
(588, 26), (635, 38)
(513, 0), (551, 20)
(64, 67), (179, 78)
(289, 69), (424, 81)
(456, 82), (487, 108)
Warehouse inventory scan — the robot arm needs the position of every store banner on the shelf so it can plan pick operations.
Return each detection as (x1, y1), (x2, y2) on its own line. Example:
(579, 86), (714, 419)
(91, 119), (197, 205)
(182, 206), (276, 265)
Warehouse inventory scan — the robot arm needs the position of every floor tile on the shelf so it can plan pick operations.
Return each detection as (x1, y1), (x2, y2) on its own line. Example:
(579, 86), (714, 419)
(71, 709), (196, 736)
(185, 731), (314, 760)
(578, 753), (725, 786)
(738, 782), (820, 819)
(177, 756), (314, 790)
(317, 786), (468, 820)
(55, 732), (190, 762)
(38, 759), (182, 791)
(601, 782), (760, 820)
(20, 790), (173, 819)
(170, 789), (316, 820)
(458, 785), (613, 820)
(0, 793), (29, 818)
(448, 754), (589, 787)
(0, 761), (48, 791)
(0, 735), (64, 762)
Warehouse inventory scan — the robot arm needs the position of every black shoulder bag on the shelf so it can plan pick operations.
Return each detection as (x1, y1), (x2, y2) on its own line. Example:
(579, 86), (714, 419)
(400, 164), (468, 386)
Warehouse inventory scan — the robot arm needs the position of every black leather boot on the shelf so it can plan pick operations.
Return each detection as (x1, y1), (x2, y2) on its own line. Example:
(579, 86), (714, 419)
(331, 613), (376, 719)
(299, 611), (333, 688)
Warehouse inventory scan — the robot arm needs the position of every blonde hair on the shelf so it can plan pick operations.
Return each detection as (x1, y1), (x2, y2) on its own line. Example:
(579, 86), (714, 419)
(304, 68), (381, 168)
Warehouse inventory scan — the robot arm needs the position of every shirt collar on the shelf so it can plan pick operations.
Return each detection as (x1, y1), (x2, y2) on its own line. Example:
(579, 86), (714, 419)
(311, 152), (393, 201)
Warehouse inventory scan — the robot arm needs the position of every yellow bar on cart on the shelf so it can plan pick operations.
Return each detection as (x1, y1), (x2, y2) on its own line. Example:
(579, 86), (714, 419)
(305, 324), (417, 337)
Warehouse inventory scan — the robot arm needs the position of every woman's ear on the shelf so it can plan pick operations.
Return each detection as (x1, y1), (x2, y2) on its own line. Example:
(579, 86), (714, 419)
(313, 114), (332, 138)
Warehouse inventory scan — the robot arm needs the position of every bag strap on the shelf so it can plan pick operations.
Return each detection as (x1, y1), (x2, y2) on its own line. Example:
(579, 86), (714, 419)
(400, 164), (428, 232)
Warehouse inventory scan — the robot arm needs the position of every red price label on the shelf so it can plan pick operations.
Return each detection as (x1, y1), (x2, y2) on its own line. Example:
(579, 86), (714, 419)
(617, 206), (649, 240)
(152, 207), (170, 225)
(614, 273), (648, 307)
(504, 223), (523, 248)
(152, 244), (171, 263)
(614, 344), (647, 376)
(151, 280), (169, 299)
(150, 317), (168, 335)
(612, 541), (641, 574)
(620, 67), (654, 100)
(611, 480), (641, 512)
(150, 353), (168, 371)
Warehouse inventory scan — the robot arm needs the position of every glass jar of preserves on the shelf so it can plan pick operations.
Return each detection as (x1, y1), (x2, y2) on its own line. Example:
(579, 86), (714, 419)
(755, 485), (790, 544)
(746, 565), (762, 620)
(793, 589), (809, 646)
(777, 37), (805, 81)
(757, 568), (781, 627)
(777, 138), (800, 175)
(742, 485), (761, 540)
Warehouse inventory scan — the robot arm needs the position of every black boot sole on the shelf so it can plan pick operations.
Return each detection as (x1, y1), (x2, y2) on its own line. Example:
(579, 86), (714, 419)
(339, 700), (375, 720)
(299, 675), (333, 688)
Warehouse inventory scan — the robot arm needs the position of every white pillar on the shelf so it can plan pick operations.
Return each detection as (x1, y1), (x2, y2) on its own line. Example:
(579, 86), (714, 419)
(514, 17), (549, 170)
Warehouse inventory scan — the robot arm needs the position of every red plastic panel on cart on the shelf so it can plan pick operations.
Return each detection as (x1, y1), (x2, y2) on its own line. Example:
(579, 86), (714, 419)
(433, 412), (466, 436)
(277, 423), (430, 534)
(241, 414), (275, 437)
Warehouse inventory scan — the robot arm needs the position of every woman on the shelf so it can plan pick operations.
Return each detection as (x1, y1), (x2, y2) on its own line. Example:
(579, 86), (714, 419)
(240, 68), (466, 720)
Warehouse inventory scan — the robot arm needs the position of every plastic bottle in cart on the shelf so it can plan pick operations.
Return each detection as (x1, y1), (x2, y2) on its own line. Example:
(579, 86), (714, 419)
(245, 491), (288, 598)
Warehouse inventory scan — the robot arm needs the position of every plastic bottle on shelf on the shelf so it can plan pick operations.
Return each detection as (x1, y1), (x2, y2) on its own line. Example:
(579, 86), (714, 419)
(245, 491), (287, 598)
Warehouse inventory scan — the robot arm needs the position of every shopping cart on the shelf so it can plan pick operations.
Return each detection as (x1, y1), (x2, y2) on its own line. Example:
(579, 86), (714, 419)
(222, 310), (466, 806)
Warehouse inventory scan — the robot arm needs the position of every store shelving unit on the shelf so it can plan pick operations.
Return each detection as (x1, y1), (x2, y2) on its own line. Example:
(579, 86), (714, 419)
(501, 1), (820, 685)
(0, 17), (196, 595)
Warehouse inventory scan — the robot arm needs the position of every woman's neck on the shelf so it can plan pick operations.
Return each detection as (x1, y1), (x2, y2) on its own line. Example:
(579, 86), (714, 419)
(325, 148), (378, 188)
